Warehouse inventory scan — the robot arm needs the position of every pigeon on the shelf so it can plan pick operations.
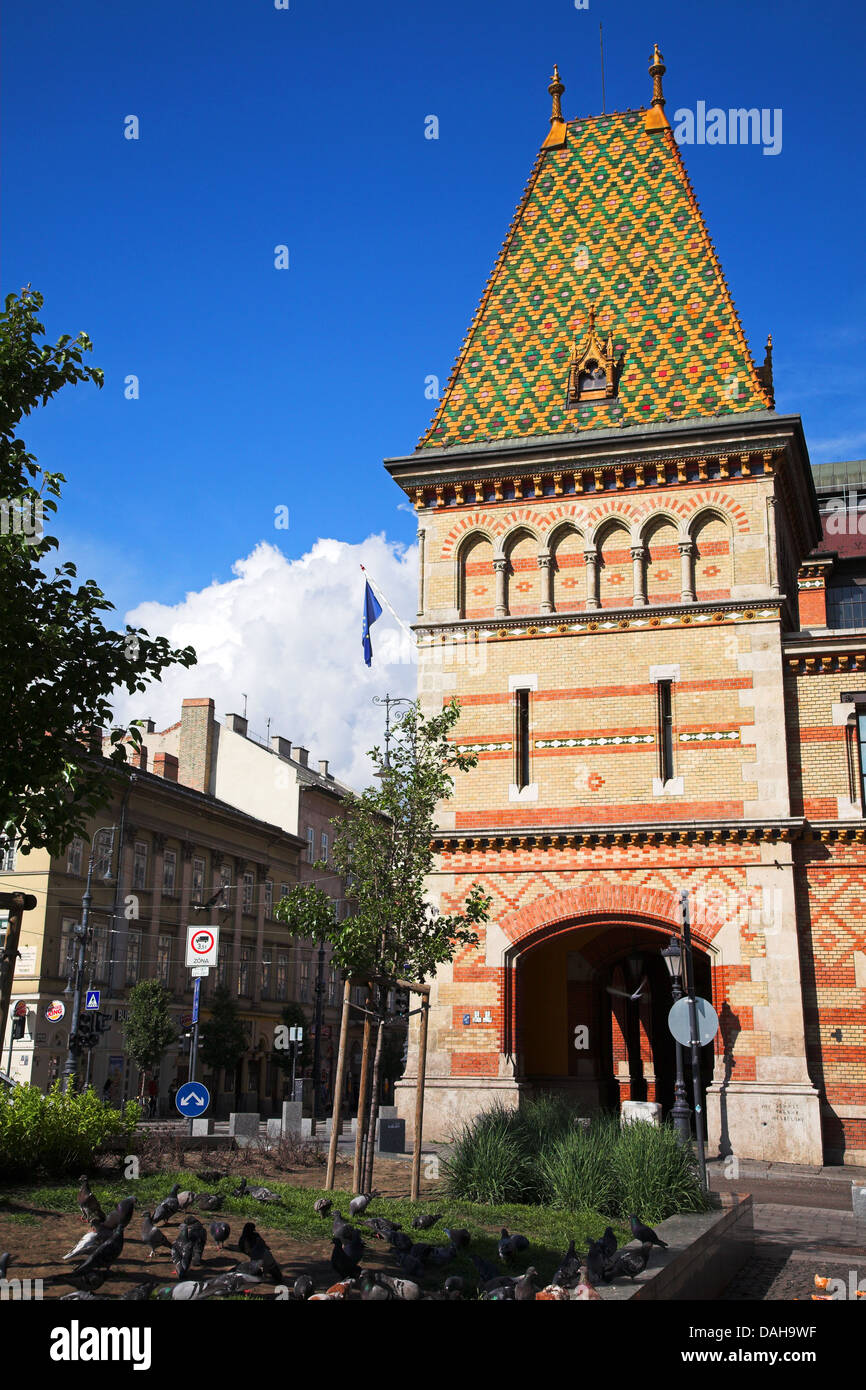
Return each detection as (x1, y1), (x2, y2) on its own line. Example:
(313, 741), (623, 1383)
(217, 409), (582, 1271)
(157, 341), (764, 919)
(234, 1178), (282, 1204)
(332, 1212), (358, 1243)
(209, 1220), (230, 1250)
(348, 1190), (381, 1218)
(193, 1269), (266, 1299)
(171, 1233), (194, 1280)
(177, 1190), (196, 1211)
(238, 1223), (282, 1283)
(330, 1238), (362, 1279)
(409, 1242), (434, 1264)
(197, 1170), (225, 1185)
(629, 1214), (667, 1249)
(60, 1289), (102, 1300)
(514, 1267), (541, 1301)
(227, 1259), (265, 1279)
(600, 1226), (618, 1260)
(389, 1231), (413, 1254)
(364, 1216), (401, 1240)
(359, 1278), (393, 1301)
(411, 1213), (441, 1230)
(152, 1184), (181, 1225)
(443, 1227), (470, 1250)
(195, 1193), (222, 1211)
(443, 1275), (466, 1299)
(141, 1212), (171, 1258)
(292, 1275), (314, 1301)
(77, 1176), (106, 1226)
(63, 1225), (111, 1262)
(71, 1226), (124, 1278)
(372, 1272), (421, 1301)
(498, 1228), (529, 1262)
(604, 1243), (653, 1282)
(482, 1281), (516, 1301)
(48, 1269), (108, 1293)
(122, 1281), (157, 1301)
(104, 1196), (136, 1230)
(585, 1239), (606, 1286)
(471, 1253), (500, 1284)
(314, 1197), (332, 1217)
(552, 1239), (583, 1288)
(398, 1253), (425, 1280)
(342, 1230), (365, 1266)
(429, 1243), (458, 1267)
(179, 1216), (207, 1266)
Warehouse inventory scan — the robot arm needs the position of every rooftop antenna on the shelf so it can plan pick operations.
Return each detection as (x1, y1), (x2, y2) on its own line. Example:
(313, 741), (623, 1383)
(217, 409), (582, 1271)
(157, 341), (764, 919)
(241, 693), (248, 718)
(266, 716), (271, 743)
(599, 24), (606, 114)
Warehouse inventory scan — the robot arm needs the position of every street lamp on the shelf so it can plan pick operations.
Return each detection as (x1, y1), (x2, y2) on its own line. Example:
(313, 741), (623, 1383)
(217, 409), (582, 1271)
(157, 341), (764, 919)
(661, 934), (692, 1146)
(372, 694), (413, 777)
(61, 826), (117, 1094)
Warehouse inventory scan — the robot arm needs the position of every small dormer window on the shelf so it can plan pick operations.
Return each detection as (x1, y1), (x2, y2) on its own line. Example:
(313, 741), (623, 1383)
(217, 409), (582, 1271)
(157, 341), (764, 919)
(567, 303), (619, 405)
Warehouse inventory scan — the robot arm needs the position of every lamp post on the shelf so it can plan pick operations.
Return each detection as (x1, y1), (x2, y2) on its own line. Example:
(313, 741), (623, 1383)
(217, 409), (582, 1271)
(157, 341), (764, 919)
(661, 934), (692, 1145)
(311, 935), (326, 1124)
(372, 693), (413, 776)
(62, 826), (117, 1094)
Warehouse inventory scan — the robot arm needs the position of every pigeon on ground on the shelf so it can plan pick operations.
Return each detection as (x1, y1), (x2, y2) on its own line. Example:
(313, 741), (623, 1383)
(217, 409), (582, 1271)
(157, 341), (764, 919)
(604, 1243), (653, 1282)
(171, 1232), (194, 1280)
(515, 1267), (541, 1301)
(470, 1253), (500, 1284)
(389, 1231), (413, 1254)
(179, 1216), (207, 1266)
(398, 1253), (425, 1280)
(234, 1178), (282, 1204)
(348, 1190), (381, 1218)
(443, 1275), (466, 1299)
(498, 1228), (529, 1262)
(629, 1214), (667, 1248)
(77, 1176), (106, 1226)
(428, 1243), (457, 1267)
(195, 1193), (222, 1211)
(197, 1170), (224, 1185)
(372, 1272), (421, 1301)
(238, 1222), (282, 1283)
(314, 1197), (332, 1217)
(331, 1212), (356, 1243)
(330, 1238), (362, 1279)
(364, 1216), (401, 1240)
(152, 1185), (181, 1225)
(443, 1226), (470, 1250)
(228, 1258), (265, 1279)
(176, 1190), (195, 1211)
(48, 1269), (108, 1293)
(60, 1289), (103, 1300)
(359, 1277), (393, 1301)
(104, 1196), (137, 1230)
(71, 1225), (124, 1278)
(552, 1239), (583, 1288)
(0, 1253), (10, 1279)
(209, 1221), (230, 1250)
(141, 1212), (171, 1258)
(411, 1213), (441, 1231)
(482, 1281), (516, 1301)
(585, 1239), (606, 1285)
(292, 1275), (314, 1301)
(122, 1281), (157, 1301)
(63, 1225), (111, 1262)
(409, 1242), (434, 1264)
(600, 1226), (618, 1260)
(342, 1230), (365, 1266)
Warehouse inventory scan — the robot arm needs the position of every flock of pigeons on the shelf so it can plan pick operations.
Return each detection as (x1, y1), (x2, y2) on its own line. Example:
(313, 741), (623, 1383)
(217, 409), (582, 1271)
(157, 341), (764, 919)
(0, 1174), (669, 1301)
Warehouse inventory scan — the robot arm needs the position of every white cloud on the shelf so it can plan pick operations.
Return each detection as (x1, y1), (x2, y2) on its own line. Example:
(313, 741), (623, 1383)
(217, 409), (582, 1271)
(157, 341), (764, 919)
(114, 534), (419, 791)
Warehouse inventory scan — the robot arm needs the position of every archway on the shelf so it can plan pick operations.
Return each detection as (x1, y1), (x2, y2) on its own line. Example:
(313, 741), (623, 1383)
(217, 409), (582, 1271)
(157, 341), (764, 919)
(512, 917), (714, 1126)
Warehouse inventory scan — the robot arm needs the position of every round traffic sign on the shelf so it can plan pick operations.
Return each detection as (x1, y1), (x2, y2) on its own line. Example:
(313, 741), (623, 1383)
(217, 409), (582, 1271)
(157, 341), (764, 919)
(668, 996), (719, 1048)
(190, 929), (215, 955)
(175, 1081), (210, 1116)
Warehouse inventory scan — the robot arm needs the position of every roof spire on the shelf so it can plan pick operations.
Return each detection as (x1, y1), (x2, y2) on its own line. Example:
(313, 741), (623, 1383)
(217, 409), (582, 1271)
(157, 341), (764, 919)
(542, 64), (568, 150)
(644, 43), (671, 131)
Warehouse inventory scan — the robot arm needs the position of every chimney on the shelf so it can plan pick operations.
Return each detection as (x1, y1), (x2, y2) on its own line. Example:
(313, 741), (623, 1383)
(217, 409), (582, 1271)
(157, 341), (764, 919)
(318, 759), (329, 778)
(295, 746), (309, 767)
(129, 744), (148, 772)
(225, 713), (248, 737)
(143, 718), (155, 734)
(179, 698), (215, 794)
(154, 751), (179, 782)
(271, 735), (292, 758)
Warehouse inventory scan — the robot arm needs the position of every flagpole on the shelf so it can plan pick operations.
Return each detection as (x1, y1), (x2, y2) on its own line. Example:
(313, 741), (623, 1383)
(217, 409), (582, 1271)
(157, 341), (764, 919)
(360, 565), (415, 643)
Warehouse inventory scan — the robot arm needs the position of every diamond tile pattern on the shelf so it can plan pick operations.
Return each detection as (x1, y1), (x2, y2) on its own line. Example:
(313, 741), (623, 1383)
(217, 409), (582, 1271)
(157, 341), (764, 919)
(420, 112), (771, 450)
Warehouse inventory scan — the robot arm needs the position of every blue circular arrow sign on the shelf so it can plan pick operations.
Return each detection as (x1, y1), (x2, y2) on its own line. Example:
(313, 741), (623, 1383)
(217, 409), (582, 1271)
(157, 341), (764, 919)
(175, 1081), (210, 1116)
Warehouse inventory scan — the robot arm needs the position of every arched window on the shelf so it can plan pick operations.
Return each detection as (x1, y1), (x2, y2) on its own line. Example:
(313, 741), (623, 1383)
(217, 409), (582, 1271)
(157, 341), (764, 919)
(692, 512), (732, 599)
(597, 524), (633, 608)
(459, 534), (495, 620)
(505, 530), (540, 615)
(551, 526), (585, 612)
(644, 517), (680, 605)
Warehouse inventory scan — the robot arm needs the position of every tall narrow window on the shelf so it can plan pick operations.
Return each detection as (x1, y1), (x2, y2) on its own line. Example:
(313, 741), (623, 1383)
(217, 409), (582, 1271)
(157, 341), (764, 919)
(162, 849), (177, 896)
(658, 680), (674, 783)
(856, 710), (866, 811)
(192, 857), (205, 904)
(516, 688), (531, 790)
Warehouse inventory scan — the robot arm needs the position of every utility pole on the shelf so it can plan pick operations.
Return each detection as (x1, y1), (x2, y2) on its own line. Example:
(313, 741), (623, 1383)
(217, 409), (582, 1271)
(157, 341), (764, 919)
(0, 892), (37, 1056)
(311, 935), (326, 1124)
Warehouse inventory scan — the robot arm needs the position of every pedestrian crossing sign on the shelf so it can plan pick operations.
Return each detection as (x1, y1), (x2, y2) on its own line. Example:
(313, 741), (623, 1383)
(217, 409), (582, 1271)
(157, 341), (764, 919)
(85, 990), (100, 1010)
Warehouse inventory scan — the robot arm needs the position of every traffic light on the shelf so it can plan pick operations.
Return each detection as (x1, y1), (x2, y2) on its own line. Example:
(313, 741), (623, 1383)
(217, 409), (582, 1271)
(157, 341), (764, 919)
(77, 1014), (99, 1049)
(11, 1016), (25, 1041)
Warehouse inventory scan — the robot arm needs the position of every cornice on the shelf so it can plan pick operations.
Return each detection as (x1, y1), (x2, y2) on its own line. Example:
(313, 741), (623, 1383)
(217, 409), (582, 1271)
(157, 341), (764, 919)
(416, 597), (783, 643)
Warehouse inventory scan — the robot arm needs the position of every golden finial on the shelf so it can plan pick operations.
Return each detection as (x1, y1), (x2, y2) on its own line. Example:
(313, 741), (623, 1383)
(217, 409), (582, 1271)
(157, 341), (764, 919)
(548, 64), (565, 125)
(644, 42), (670, 132)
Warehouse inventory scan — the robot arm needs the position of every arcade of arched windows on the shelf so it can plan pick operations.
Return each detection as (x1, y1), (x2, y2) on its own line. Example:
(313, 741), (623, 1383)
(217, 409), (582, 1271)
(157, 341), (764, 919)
(455, 510), (735, 619)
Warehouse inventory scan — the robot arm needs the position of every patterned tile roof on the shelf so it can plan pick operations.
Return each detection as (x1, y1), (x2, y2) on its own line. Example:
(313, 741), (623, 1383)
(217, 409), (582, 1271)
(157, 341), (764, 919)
(419, 109), (772, 451)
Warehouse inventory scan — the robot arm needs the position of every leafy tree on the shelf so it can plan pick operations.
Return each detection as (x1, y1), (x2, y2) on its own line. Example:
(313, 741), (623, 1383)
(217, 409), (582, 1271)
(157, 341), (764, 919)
(122, 980), (177, 1092)
(0, 288), (196, 854)
(198, 983), (248, 1101)
(276, 697), (490, 1188)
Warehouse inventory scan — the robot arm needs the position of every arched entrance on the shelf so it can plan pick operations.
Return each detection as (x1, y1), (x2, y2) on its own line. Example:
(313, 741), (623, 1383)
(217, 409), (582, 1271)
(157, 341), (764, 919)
(510, 917), (714, 1127)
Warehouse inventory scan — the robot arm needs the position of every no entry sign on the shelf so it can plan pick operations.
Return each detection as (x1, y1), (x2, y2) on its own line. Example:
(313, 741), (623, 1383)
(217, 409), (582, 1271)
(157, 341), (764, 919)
(185, 924), (219, 968)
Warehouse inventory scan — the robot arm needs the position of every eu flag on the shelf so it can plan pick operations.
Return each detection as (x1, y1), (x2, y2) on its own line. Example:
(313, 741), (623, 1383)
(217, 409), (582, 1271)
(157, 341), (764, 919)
(362, 579), (383, 666)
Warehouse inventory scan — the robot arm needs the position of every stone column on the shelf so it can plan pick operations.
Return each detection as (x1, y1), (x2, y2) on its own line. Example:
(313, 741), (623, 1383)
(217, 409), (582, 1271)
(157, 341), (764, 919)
(537, 552), (553, 613)
(631, 545), (647, 606)
(584, 549), (599, 609)
(493, 557), (508, 617)
(766, 496), (780, 596)
(252, 866), (268, 1005)
(232, 857), (245, 997)
(678, 540), (696, 603)
(417, 528), (426, 616)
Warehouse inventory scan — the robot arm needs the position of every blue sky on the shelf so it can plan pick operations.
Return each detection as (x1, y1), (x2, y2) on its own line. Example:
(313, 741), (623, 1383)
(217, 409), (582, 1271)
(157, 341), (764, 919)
(4, 0), (865, 778)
